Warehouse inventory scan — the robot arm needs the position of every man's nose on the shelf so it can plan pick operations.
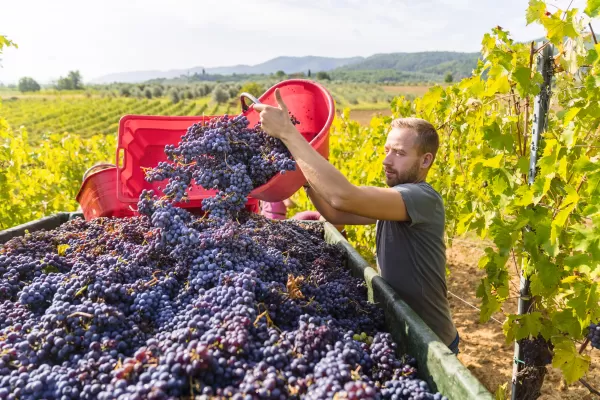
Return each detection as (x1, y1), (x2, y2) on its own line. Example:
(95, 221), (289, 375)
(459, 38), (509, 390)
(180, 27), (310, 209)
(383, 153), (392, 166)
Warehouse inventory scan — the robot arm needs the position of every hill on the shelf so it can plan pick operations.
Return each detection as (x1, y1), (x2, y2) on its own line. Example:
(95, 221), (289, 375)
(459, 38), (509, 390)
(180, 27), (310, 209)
(90, 52), (482, 84)
(329, 51), (480, 83)
(91, 56), (364, 84)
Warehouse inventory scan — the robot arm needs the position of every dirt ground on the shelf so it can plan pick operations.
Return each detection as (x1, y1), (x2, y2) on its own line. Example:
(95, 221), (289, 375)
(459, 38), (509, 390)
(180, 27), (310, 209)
(346, 109), (392, 125)
(446, 238), (600, 399)
(381, 85), (438, 96)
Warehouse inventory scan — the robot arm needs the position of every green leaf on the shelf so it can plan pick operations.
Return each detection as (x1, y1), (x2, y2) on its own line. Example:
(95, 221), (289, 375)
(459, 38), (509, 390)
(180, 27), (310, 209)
(573, 155), (600, 174)
(483, 122), (513, 151)
(564, 253), (593, 273)
(566, 281), (599, 321)
(42, 265), (60, 274)
(476, 278), (501, 323)
(517, 157), (530, 175)
(537, 258), (562, 293)
(512, 67), (542, 97)
(513, 185), (533, 206)
(585, 0), (600, 17)
(552, 310), (582, 338)
(526, 0), (546, 24)
(553, 185), (580, 227)
(551, 336), (590, 384)
(516, 312), (543, 340)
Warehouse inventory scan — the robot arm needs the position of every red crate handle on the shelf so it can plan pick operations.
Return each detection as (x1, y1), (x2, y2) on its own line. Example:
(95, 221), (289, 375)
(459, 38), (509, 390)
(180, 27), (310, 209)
(240, 92), (262, 113)
(82, 163), (115, 182)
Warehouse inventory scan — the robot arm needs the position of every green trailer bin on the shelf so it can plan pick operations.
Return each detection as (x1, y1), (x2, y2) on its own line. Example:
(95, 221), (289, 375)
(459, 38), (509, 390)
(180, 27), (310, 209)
(0, 213), (493, 400)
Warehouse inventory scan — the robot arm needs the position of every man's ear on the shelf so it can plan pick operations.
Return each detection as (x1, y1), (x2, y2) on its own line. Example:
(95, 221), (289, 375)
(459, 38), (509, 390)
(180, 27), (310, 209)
(422, 153), (434, 169)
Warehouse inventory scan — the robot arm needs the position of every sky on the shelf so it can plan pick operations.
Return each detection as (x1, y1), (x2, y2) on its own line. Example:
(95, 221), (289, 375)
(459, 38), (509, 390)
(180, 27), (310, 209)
(0, 0), (590, 84)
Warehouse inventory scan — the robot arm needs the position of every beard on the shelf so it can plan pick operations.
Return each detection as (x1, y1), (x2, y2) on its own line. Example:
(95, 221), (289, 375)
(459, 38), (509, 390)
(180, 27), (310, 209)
(384, 161), (421, 187)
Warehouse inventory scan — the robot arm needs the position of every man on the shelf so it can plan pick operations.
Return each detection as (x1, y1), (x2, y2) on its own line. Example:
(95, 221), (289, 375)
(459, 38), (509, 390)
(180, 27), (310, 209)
(254, 89), (460, 355)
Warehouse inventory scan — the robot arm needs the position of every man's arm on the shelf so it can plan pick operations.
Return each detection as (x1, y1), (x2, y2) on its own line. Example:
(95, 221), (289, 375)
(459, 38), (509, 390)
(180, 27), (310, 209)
(254, 90), (410, 222)
(306, 186), (376, 225)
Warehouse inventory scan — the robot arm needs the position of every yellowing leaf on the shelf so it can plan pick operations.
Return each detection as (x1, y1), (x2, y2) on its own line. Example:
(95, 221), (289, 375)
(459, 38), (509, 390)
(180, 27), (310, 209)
(585, 0), (600, 17)
(541, 9), (579, 45)
(526, 0), (546, 24)
(551, 336), (590, 384)
(563, 107), (580, 125)
(57, 244), (70, 256)
(482, 154), (504, 168)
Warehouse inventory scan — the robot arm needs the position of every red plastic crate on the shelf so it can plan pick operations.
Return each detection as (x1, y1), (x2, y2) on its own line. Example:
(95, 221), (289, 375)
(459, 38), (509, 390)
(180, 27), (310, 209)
(76, 163), (259, 219)
(116, 79), (334, 206)
(75, 164), (136, 220)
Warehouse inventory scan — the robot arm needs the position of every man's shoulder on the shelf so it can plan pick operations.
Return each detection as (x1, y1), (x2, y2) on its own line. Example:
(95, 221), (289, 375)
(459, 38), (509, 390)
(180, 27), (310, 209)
(392, 182), (443, 202)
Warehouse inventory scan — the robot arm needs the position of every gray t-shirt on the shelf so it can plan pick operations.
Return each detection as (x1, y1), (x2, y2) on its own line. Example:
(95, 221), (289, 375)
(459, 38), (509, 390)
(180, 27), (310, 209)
(375, 182), (457, 346)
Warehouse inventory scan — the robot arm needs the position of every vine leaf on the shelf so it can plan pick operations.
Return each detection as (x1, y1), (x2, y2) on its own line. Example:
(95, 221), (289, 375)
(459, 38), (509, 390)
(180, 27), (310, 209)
(584, 0), (600, 17)
(526, 0), (547, 24)
(551, 336), (590, 384)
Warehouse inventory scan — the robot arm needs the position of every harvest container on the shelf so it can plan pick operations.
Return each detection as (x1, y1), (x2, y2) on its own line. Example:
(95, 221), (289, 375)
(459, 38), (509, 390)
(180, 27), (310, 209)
(0, 214), (493, 400)
(75, 164), (137, 220)
(116, 79), (334, 206)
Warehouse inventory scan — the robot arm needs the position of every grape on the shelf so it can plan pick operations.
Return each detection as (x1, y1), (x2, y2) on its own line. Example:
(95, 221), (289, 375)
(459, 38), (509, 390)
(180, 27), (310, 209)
(0, 114), (448, 399)
(588, 322), (600, 350)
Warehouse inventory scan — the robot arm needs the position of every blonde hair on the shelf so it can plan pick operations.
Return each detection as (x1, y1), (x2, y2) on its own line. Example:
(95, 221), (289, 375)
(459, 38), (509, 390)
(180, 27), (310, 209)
(391, 117), (439, 162)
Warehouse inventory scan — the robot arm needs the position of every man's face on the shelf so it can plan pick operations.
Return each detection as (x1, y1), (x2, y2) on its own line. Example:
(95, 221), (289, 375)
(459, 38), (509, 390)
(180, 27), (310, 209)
(382, 127), (425, 187)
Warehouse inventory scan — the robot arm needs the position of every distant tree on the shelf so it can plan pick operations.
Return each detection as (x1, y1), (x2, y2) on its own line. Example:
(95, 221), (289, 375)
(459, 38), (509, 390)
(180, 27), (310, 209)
(152, 86), (163, 97)
(144, 88), (153, 99)
(444, 72), (453, 83)
(239, 82), (264, 98)
(68, 70), (83, 89)
(169, 88), (180, 104)
(308, 69), (311, 77)
(131, 88), (143, 99)
(193, 86), (205, 98)
(202, 68), (206, 75)
(275, 70), (286, 78)
(228, 85), (240, 98)
(212, 85), (229, 104)
(119, 86), (131, 97)
(18, 77), (40, 92)
(56, 70), (83, 90)
(316, 71), (331, 80)
(184, 89), (194, 100)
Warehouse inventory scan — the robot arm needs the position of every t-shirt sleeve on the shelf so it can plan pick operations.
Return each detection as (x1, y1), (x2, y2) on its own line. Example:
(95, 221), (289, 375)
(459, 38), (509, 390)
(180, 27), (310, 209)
(393, 184), (442, 226)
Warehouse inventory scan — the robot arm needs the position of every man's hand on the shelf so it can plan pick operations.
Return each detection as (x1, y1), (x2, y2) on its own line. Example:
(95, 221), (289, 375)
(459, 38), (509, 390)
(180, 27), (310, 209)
(253, 88), (298, 140)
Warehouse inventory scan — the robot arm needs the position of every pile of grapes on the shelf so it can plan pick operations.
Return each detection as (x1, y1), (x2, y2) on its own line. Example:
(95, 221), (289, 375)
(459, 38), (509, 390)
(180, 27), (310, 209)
(0, 114), (448, 399)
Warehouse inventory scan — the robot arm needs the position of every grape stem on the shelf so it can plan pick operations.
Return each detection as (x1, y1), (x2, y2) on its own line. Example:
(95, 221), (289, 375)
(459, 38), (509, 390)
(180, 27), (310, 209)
(579, 378), (600, 396)
(578, 338), (590, 354)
